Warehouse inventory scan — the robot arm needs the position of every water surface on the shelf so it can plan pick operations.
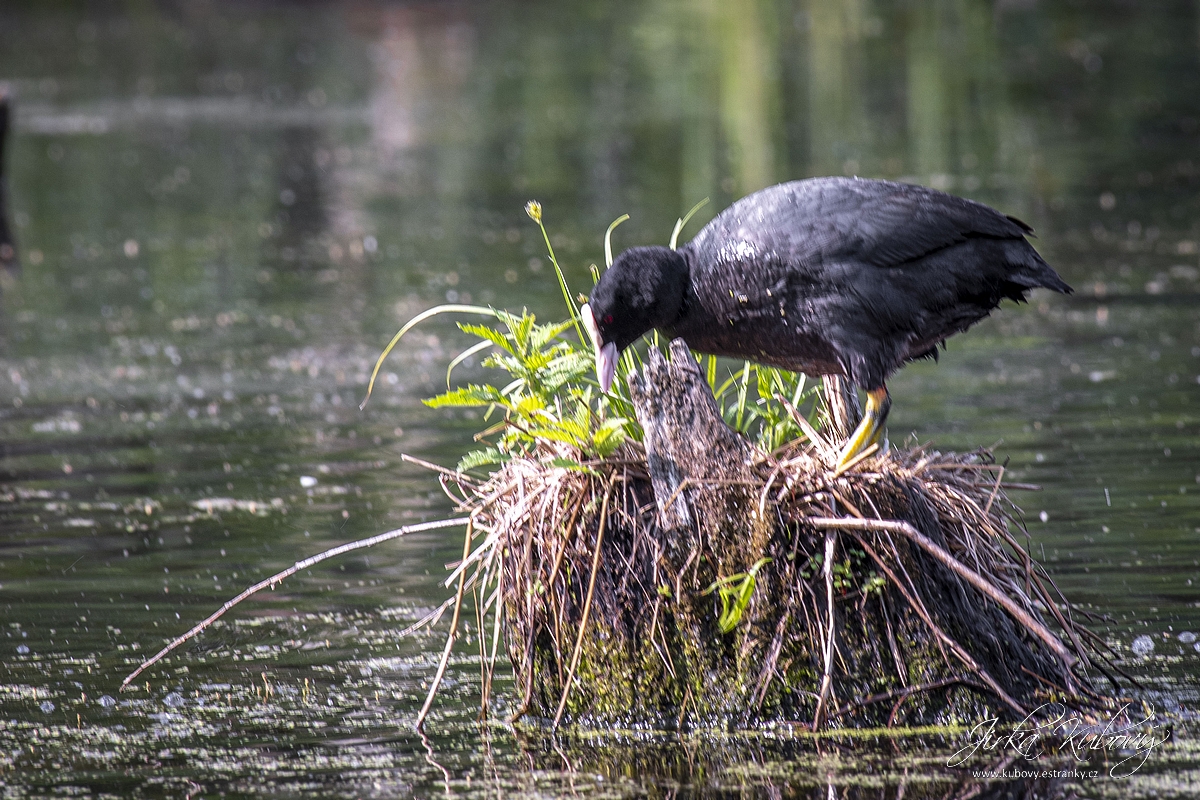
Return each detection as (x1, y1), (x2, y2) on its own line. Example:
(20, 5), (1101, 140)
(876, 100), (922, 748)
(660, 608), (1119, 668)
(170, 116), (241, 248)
(1, 2), (1199, 797)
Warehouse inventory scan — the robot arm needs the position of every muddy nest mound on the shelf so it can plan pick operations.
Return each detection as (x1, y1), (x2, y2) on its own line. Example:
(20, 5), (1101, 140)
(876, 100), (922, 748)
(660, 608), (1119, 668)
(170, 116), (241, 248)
(451, 341), (1121, 731)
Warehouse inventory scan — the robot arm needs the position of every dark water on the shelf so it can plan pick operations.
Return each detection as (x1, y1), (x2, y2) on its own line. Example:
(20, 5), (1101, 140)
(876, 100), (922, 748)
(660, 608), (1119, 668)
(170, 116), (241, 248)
(1, 1), (1199, 797)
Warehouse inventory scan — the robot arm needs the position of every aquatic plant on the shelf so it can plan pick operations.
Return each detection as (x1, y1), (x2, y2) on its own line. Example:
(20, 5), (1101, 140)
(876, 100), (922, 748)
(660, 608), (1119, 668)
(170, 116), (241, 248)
(360, 201), (824, 478)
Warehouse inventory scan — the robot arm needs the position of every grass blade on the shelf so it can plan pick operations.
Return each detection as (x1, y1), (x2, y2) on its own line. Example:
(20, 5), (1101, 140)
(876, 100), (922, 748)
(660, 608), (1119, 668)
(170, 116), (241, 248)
(361, 304), (498, 410)
(527, 201), (585, 346)
(669, 197), (710, 251)
(446, 339), (495, 388)
(604, 214), (630, 268)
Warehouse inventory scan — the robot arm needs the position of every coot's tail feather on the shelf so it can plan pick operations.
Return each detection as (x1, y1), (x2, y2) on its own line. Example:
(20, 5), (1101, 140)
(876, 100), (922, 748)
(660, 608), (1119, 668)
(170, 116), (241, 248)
(1001, 240), (1072, 295)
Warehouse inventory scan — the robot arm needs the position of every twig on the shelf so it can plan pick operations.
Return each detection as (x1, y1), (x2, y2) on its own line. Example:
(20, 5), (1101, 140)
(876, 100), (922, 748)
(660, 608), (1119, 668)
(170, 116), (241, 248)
(552, 476), (616, 730)
(812, 529), (838, 729)
(879, 592), (907, 686)
(474, 588), (487, 720)
(403, 453), (475, 483)
(777, 393), (833, 460)
(417, 515), (477, 730)
(852, 533), (1027, 717)
(508, 655), (536, 725)
(752, 609), (791, 708)
(419, 729), (452, 792)
(396, 595), (456, 639)
(545, 492), (587, 592)
(807, 516), (1077, 670)
(828, 488), (865, 521)
(121, 517), (469, 690)
(676, 684), (693, 731)
(1021, 664), (1071, 697)
(983, 465), (1005, 516)
(482, 584), (504, 716)
(830, 676), (980, 720)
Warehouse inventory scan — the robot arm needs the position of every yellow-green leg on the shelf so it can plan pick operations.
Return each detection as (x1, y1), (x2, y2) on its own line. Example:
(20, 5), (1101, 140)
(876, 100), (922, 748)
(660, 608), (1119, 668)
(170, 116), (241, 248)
(835, 386), (890, 468)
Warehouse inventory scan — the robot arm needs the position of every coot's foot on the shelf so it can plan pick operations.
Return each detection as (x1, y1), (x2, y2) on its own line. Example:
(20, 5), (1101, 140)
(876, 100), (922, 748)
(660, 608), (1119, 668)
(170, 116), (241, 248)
(836, 386), (890, 469)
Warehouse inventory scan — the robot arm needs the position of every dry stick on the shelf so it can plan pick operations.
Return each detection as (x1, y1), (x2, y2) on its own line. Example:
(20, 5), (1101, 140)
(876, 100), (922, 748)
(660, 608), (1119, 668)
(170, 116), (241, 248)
(506, 478), (546, 726)
(474, 587), (487, 721)
(827, 487), (916, 689)
(808, 516), (1077, 671)
(516, 477), (537, 668)
(812, 529), (838, 729)
(777, 394), (833, 460)
(482, 583), (504, 716)
(880, 591), (908, 686)
(419, 729), (453, 792)
(983, 465), (1005, 516)
(552, 476), (615, 731)
(396, 595), (456, 639)
(1020, 663), (1072, 697)
(994, 521), (1090, 672)
(874, 530), (946, 667)
(676, 684), (693, 731)
(437, 473), (469, 506)
(853, 533), (1027, 718)
(758, 465), (784, 520)
(829, 676), (980, 720)
(509, 652), (536, 725)
(121, 517), (469, 690)
(752, 610), (790, 708)
(545, 492), (587, 596)
(535, 479), (574, 693)
(416, 515), (477, 731)
(402, 453), (477, 484)
(1027, 576), (1087, 678)
(828, 488), (866, 522)
(921, 462), (1005, 471)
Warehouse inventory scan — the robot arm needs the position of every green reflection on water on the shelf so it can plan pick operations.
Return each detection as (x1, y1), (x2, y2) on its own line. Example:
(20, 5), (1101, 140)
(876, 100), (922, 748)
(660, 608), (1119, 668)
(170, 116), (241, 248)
(1, 0), (1199, 796)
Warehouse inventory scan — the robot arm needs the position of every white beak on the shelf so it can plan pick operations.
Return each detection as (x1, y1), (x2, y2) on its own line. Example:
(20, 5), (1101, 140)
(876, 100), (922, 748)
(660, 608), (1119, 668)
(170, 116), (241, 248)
(581, 304), (618, 393)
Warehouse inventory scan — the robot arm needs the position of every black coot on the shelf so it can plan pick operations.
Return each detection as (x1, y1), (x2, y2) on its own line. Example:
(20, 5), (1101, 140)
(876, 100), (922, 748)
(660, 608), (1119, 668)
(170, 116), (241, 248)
(581, 177), (1071, 467)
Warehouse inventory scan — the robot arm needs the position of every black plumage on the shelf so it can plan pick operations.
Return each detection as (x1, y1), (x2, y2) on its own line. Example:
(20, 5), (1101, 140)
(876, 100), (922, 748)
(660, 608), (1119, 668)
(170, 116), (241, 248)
(581, 177), (1071, 463)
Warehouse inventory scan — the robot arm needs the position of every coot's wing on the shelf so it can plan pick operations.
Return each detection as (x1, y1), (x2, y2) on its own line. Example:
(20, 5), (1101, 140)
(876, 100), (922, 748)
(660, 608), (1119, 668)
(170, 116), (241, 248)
(682, 178), (1032, 329)
(688, 177), (1037, 276)
(680, 178), (1068, 385)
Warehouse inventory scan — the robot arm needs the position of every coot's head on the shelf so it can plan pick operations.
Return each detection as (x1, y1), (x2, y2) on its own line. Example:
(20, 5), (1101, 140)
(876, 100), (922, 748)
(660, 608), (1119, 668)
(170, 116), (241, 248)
(581, 245), (689, 392)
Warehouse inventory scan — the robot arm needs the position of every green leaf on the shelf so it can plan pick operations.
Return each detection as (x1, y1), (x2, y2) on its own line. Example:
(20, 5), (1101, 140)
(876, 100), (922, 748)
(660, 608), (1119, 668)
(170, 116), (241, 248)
(591, 417), (628, 458)
(703, 557), (772, 634)
(512, 393), (548, 417)
(530, 319), (575, 352)
(457, 447), (507, 472)
(425, 384), (507, 409)
(526, 425), (587, 448)
(540, 351), (592, 395)
(459, 322), (515, 355)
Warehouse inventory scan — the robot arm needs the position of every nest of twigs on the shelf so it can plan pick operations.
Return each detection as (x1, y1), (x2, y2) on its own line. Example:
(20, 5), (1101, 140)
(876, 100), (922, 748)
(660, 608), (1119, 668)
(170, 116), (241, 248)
(429, 345), (1124, 732)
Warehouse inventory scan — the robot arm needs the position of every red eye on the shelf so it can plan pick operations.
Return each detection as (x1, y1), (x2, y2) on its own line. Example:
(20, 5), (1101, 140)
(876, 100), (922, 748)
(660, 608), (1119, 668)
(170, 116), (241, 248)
(604, 315), (614, 324)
